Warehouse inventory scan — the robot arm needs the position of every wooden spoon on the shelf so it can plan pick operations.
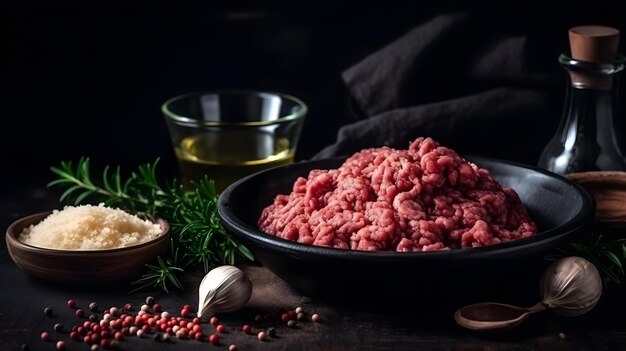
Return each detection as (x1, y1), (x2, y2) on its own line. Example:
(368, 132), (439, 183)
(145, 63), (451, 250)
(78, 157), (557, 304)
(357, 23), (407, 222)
(454, 302), (546, 331)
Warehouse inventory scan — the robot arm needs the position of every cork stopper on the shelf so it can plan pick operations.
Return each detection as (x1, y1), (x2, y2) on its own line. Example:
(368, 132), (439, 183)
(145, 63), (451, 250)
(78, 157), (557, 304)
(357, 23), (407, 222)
(568, 26), (620, 89)
(569, 26), (620, 63)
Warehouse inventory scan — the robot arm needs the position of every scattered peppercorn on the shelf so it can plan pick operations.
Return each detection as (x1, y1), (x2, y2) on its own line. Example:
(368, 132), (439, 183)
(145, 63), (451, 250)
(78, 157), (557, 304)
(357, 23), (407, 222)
(559, 332), (566, 339)
(67, 299), (76, 309)
(295, 307), (303, 314)
(40, 331), (50, 341)
(297, 312), (305, 321)
(255, 314), (263, 322)
(281, 313), (290, 322)
(145, 296), (155, 306)
(89, 314), (98, 322)
(257, 331), (267, 341)
(20, 344), (29, 351)
(287, 320), (297, 328)
(228, 344), (238, 351)
(54, 323), (63, 332)
(89, 302), (98, 312)
(43, 307), (53, 317)
(216, 324), (226, 333)
(242, 324), (252, 334)
(312, 313), (321, 322)
(56, 340), (66, 350)
(206, 333), (218, 345)
(210, 316), (219, 326)
(180, 308), (190, 318)
(267, 327), (277, 337)
(76, 308), (85, 318)
(90, 345), (99, 351)
(152, 303), (161, 312)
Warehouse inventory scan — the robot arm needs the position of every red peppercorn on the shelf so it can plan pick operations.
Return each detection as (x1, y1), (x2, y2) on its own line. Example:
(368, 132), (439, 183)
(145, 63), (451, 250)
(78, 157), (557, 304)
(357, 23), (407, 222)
(210, 316), (219, 326)
(77, 326), (86, 335)
(115, 331), (123, 341)
(312, 313), (321, 322)
(192, 317), (200, 324)
(100, 330), (110, 339)
(216, 324), (225, 333)
(188, 330), (196, 339)
(186, 322), (194, 330)
(76, 308), (85, 318)
(56, 341), (66, 350)
(83, 336), (91, 345)
(92, 325), (101, 334)
(229, 344), (237, 351)
(141, 325), (150, 334)
(70, 331), (79, 341)
(180, 308), (190, 318)
(152, 304), (161, 312)
(183, 304), (191, 310)
(242, 324), (251, 334)
(257, 331), (267, 341)
(192, 324), (202, 333)
(208, 334), (219, 345)
(67, 299), (76, 309)
(124, 303), (132, 311)
(83, 321), (92, 329)
(287, 310), (296, 319)
(90, 334), (100, 344)
(194, 332), (204, 341)
(281, 313), (290, 322)
(40, 332), (51, 341)
(100, 339), (110, 349)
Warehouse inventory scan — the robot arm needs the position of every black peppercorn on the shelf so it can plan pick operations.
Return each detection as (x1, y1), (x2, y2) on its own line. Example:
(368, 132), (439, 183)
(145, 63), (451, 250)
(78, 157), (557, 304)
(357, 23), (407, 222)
(266, 327), (277, 337)
(43, 307), (53, 317)
(153, 333), (162, 342)
(89, 314), (98, 322)
(54, 323), (63, 333)
(145, 296), (155, 306)
(89, 302), (98, 312)
(287, 320), (297, 328)
(21, 343), (30, 350)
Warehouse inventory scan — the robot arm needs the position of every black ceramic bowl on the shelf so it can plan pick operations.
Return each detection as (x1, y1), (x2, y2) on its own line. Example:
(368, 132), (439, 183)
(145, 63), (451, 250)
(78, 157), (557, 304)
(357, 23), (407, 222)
(218, 157), (594, 307)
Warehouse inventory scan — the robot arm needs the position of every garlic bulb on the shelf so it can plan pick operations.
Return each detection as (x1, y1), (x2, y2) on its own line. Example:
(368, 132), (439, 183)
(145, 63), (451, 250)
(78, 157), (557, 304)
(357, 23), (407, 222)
(197, 265), (252, 318)
(541, 256), (602, 316)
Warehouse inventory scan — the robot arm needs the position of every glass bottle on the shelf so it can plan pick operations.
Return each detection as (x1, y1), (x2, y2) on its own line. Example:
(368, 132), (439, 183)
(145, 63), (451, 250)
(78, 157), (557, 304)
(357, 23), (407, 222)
(538, 26), (626, 227)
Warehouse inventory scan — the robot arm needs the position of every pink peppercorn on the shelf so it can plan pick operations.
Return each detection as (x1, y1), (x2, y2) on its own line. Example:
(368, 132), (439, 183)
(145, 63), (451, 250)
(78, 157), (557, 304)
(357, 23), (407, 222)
(281, 314), (290, 322)
(114, 331), (123, 341)
(76, 309), (85, 318)
(183, 304), (191, 310)
(229, 344), (237, 351)
(242, 324), (251, 334)
(194, 332), (204, 341)
(67, 299), (76, 308)
(180, 308), (190, 318)
(216, 324), (225, 333)
(123, 303), (132, 311)
(192, 324), (202, 333)
(141, 325), (150, 334)
(257, 331), (267, 341)
(41, 332), (50, 341)
(152, 304), (161, 312)
(192, 317), (200, 324)
(208, 334), (219, 345)
(70, 331), (79, 341)
(312, 313), (321, 322)
(210, 316), (219, 326)
(100, 339), (110, 349)
(56, 341), (66, 350)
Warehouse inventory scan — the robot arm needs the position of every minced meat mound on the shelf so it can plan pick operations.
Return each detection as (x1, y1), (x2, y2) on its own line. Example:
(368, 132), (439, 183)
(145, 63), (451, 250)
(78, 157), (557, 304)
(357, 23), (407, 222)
(258, 137), (537, 251)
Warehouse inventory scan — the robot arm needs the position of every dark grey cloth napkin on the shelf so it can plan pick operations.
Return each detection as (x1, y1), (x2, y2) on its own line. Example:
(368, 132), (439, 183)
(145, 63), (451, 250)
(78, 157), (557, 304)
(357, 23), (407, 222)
(314, 13), (564, 165)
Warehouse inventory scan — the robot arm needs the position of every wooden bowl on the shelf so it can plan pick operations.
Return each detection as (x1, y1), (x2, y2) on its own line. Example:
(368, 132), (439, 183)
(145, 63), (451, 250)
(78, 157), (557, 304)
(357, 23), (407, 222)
(5, 211), (170, 283)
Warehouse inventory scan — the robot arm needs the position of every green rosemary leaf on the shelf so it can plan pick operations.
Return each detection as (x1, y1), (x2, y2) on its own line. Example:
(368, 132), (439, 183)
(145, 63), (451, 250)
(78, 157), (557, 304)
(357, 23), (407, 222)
(59, 185), (83, 202)
(604, 251), (624, 274)
(74, 190), (95, 205)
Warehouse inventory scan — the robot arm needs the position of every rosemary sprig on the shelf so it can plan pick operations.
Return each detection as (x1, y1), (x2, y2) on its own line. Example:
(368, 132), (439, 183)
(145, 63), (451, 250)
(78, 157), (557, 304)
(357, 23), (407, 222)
(557, 232), (626, 286)
(48, 157), (254, 293)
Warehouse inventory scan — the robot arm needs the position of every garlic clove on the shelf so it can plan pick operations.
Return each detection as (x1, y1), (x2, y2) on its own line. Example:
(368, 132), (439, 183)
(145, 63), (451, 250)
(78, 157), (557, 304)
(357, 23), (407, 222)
(541, 256), (602, 316)
(197, 265), (252, 318)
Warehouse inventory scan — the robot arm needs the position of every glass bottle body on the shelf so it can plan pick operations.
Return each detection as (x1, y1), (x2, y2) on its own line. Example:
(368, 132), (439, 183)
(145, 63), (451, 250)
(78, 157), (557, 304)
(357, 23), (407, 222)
(538, 55), (626, 174)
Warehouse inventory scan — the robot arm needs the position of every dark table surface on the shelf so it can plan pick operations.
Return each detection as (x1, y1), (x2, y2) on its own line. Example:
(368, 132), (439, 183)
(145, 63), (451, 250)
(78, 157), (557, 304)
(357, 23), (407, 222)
(2, 181), (626, 351)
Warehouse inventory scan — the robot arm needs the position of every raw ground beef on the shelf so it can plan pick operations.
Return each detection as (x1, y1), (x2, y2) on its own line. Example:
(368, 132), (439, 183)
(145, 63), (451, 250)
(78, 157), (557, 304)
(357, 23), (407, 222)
(258, 137), (538, 251)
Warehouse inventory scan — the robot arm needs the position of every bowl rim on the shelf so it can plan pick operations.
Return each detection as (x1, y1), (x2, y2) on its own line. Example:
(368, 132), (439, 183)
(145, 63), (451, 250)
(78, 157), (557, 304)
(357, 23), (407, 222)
(6, 211), (170, 255)
(218, 155), (594, 259)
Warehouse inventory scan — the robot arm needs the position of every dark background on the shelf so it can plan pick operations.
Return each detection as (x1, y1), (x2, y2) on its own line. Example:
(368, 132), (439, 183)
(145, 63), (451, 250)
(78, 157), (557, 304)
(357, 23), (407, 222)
(2, 1), (626, 190)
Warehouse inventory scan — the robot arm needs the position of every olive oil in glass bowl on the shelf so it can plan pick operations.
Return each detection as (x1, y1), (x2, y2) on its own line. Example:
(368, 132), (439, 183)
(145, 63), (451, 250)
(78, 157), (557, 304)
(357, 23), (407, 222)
(163, 91), (307, 192)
